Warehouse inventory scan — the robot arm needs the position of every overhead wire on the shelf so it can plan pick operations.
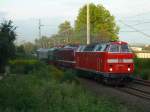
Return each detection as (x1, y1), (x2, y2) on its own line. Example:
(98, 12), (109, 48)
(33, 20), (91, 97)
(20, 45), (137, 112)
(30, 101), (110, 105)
(131, 22), (150, 26)
(118, 20), (150, 39)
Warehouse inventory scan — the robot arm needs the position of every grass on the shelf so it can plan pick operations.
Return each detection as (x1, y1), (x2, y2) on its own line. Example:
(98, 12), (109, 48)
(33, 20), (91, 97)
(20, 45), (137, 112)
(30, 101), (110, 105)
(134, 58), (150, 80)
(0, 59), (139, 112)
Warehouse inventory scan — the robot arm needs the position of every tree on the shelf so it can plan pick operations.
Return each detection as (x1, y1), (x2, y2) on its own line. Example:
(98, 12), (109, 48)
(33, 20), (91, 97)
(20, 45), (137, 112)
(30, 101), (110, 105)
(35, 36), (52, 48)
(16, 45), (25, 54)
(75, 3), (119, 43)
(58, 21), (73, 43)
(0, 20), (16, 72)
(22, 42), (36, 54)
(58, 21), (73, 34)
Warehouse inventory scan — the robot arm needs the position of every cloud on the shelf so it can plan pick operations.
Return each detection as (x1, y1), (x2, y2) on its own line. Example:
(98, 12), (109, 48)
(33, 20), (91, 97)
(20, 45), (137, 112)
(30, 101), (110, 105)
(1, 0), (150, 44)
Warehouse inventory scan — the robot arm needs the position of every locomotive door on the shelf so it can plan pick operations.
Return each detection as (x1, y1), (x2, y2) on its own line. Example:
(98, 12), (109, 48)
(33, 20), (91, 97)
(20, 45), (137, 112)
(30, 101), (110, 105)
(97, 53), (101, 72)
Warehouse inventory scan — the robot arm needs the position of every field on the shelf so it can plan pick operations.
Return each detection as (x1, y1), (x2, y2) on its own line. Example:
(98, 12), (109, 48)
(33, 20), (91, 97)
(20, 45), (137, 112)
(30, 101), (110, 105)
(0, 59), (136, 112)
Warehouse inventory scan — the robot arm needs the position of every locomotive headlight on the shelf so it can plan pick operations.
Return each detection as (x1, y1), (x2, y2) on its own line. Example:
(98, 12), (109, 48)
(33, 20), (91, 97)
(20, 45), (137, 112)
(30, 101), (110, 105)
(128, 68), (131, 71)
(109, 68), (113, 72)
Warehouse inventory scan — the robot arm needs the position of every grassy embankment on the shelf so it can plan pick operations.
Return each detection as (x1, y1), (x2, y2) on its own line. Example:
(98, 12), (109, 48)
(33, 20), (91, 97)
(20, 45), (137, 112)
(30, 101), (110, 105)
(0, 59), (138, 112)
(134, 58), (150, 80)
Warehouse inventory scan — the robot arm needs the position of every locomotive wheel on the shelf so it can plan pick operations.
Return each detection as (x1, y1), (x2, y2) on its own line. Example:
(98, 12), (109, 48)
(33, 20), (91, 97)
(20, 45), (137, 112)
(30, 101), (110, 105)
(103, 78), (121, 86)
(103, 78), (110, 85)
(95, 77), (103, 83)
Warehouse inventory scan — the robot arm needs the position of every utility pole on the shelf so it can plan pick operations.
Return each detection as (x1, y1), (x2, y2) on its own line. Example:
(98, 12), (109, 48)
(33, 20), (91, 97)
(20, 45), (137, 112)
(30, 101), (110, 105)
(39, 19), (42, 39)
(87, 1), (90, 44)
(38, 19), (45, 48)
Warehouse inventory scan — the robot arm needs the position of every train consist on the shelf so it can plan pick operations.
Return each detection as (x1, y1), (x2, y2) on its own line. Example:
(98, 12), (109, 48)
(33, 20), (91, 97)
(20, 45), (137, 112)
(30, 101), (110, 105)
(37, 41), (134, 84)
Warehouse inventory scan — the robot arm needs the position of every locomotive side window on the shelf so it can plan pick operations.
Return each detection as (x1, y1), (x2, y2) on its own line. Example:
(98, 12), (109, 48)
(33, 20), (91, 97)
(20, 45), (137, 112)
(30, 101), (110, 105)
(84, 44), (96, 51)
(76, 46), (82, 52)
(109, 44), (120, 52)
(81, 46), (86, 51)
(95, 45), (102, 51)
(94, 44), (106, 51)
(76, 46), (86, 52)
(104, 45), (109, 51)
(97, 46), (102, 51)
(101, 44), (107, 51)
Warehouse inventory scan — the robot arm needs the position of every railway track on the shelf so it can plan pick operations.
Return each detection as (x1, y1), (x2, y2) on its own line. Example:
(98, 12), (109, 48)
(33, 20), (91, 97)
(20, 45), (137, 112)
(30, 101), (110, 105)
(118, 87), (150, 101)
(80, 77), (150, 102)
(117, 78), (150, 101)
(133, 78), (150, 87)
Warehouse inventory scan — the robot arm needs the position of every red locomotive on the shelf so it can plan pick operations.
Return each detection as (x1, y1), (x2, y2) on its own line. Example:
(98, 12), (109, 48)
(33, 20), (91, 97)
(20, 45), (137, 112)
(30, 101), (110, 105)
(75, 41), (134, 84)
(37, 41), (134, 84)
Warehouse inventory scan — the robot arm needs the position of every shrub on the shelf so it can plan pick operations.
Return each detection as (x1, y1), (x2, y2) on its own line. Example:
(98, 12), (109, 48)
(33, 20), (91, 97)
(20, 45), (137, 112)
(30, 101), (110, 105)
(139, 69), (150, 80)
(61, 70), (78, 83)
(9, 59), (38, 65)
(0, 64), (135, 112)
(9, 59), (41, 74)
(9, 59), (78, 82)
(134, 58), (150, 80)
(49, 66), (64, 81)
(0, 75), (41, 111)
(134, 58), (150, 69)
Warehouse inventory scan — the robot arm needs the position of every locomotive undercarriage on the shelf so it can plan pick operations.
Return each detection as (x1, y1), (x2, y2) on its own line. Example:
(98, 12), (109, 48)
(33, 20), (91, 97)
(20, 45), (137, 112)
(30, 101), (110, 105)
(76, 68), (132, 86)
(95, 73), (132, 86)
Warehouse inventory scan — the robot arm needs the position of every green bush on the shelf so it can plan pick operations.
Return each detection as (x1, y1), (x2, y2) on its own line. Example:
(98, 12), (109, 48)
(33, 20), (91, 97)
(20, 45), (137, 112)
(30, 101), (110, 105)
(9, 59), (38, 65)
(61, 70), (78, 83)
(0, 75), (41, 112)
(134, 58), (150, 69)
(139, 69), (150, 80)
(9, 59), (78, 82)
(0, 57), (139, 111)
(9, 59), (41, 74)
(0, 75), (130, 112)
(49, 66), (64, 81)
(134, 58), (150, 80)
(0, 64), (134, 112)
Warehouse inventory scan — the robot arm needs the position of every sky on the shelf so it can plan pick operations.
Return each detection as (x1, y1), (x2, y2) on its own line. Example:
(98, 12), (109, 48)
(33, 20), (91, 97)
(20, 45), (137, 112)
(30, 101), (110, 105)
(0, 0), (150, 44)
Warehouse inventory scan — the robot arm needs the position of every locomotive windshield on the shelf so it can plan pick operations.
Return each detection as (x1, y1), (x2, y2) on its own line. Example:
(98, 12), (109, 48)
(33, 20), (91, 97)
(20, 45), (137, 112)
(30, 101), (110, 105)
(121, 44), (131, 52)
(109, 44), (120, 52)
(108, 44), (131, 53)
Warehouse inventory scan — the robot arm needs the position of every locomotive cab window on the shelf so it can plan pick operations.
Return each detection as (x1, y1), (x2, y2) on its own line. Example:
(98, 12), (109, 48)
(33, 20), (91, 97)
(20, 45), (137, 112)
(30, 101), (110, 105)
(109, 44), (120, 52)
(108, 44), (131, 53)
(121, 44), (131, 52)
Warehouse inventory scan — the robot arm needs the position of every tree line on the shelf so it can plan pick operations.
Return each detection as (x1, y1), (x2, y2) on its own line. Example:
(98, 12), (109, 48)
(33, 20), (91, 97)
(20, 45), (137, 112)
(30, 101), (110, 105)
(0, 3), (119, 72)
(23, 3), (119, 53)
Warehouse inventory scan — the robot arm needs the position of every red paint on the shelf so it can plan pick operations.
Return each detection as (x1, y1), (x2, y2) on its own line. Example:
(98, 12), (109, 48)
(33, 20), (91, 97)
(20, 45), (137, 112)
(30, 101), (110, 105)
(75, 42), (134, 76)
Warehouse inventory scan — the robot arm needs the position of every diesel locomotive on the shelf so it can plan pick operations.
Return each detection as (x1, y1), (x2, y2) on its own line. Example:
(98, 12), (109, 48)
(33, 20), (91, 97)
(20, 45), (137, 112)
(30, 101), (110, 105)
(37, 41), (134, 84)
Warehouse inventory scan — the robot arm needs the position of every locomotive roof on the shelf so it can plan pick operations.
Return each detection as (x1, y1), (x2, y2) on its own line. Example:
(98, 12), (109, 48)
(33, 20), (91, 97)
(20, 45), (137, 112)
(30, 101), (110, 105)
(37, 47), (58, 52)
(109, 41), (128, 45)
(85, 41), (128, 46)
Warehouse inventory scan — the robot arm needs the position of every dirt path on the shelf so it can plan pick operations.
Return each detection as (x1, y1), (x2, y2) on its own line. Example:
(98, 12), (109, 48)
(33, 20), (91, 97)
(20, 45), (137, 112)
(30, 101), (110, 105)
(79, 78), (150, 112)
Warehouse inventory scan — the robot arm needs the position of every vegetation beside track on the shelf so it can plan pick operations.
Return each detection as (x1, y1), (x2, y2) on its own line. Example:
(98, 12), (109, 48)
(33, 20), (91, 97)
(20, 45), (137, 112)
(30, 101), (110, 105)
(134, 58), (150, 80)
(0, 59), (134, 112)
